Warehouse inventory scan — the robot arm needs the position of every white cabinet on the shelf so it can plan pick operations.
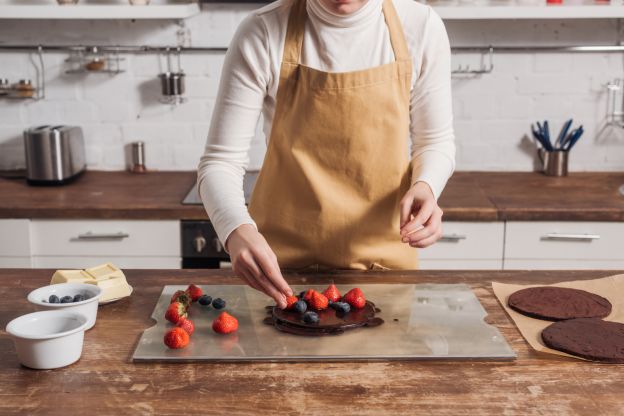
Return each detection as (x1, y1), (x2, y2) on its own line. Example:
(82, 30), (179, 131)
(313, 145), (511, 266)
(30, 220), (181, 269)
(419, 222), (504, 270)
(0, 219), (31, 267)
(504, 222), (624, 270)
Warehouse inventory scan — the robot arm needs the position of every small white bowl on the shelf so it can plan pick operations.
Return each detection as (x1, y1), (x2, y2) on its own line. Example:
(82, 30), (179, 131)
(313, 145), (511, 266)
(5, 310), (88, 369)
(27, 283), (102, 330)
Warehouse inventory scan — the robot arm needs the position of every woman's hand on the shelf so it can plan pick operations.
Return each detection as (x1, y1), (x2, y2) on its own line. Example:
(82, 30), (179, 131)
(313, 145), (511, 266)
(226, 224), (293, 308)
(399, 182), (444, 248)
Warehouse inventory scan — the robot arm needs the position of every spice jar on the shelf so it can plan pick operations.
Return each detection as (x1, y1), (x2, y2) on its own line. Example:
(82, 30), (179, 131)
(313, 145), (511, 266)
(14, 79), (35, 98)
(0, 79), (10, 97)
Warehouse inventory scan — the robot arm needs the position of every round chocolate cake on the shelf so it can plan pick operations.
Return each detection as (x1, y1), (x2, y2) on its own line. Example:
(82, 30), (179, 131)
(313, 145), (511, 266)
(264, 301), (383, 336)
(541, 318), (624, 363)
(508, 286), (612, 321)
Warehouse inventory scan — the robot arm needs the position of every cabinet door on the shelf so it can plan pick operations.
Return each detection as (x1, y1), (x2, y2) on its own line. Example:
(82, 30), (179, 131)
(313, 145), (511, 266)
(418, 222), (504, 270)
(31, 220), (180, 257)
(33, 256), (181, 269)
(0, 219), (31, 257)
(504, 222), (624, 270)
(0, 257), (32, 268)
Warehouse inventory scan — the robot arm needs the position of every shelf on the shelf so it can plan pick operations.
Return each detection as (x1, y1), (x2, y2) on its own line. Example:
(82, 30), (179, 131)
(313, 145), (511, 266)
(0, 2), (200, 20)
(434, 4), (624, 19)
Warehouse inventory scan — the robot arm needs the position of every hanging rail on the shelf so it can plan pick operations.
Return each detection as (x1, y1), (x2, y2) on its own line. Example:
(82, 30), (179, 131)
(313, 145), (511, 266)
(1, 44), (624, 54)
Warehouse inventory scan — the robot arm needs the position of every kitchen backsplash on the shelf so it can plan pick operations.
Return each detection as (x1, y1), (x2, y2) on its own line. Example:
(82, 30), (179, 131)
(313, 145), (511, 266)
(0, 3), (623, 172)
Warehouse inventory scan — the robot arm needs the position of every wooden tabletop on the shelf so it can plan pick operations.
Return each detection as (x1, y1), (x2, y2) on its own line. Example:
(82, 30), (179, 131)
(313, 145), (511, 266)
(1, 269), (623, 416)
(0, 171), (623, 221)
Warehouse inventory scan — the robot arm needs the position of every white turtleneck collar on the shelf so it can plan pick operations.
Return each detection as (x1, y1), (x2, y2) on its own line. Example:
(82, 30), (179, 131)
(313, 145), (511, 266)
(306, 0), (383, 28)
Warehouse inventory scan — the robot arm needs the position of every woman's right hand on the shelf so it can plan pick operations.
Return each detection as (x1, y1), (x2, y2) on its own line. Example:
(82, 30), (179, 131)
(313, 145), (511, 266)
(226, 224), (293, 309)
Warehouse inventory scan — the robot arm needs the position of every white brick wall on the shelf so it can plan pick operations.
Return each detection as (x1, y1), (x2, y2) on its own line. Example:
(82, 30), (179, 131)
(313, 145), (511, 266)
(0, 4), (623, 173)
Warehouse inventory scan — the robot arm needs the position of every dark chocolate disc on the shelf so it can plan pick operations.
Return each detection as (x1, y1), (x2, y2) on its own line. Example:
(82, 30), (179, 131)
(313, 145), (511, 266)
(508, 286), (611, 321)
(541, 318), (624, 363)
(264, 301), (383, 336)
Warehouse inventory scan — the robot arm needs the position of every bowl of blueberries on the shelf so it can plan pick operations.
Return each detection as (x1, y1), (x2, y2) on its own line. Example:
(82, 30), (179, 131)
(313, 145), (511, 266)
(27, 283), (102, 330)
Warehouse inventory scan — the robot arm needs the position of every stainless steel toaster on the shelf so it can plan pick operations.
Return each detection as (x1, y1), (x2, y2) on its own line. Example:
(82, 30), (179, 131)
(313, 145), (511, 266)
(23, 125), (86, 185)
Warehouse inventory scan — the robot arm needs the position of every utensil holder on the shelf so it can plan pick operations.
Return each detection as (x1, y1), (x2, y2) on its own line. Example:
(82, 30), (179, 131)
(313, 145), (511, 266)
(538, 149), (568, 177)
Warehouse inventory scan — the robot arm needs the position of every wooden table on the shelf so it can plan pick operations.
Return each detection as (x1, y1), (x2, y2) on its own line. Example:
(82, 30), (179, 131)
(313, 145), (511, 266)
(1, 269), (623, 415)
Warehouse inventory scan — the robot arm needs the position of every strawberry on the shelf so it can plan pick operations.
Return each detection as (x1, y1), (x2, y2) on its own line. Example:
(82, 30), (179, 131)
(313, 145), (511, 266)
(185, 284), (203, 302)
(164, 327), (190, 349)
(212, 311), (239, 334)
(322, 284), (341, 303)
(343, 288), (366, 309)
(165, 301), (188, 324)
(176, 317), (195, 336)
(170, 290), (191, 308)
(303, 289), (315, 302)
(285, 295), (299, 310)
(308, 291), (329, 310)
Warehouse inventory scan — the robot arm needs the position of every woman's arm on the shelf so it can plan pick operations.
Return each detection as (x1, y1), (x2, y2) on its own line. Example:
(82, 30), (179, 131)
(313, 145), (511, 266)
(197, 15), (292, 308)
(400, 8), (456, 247)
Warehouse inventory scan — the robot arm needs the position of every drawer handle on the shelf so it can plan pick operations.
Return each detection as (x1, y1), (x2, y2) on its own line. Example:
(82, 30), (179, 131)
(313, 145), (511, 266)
(76, 232), (130, 240)
(439, 234), (467, 242)
(541, 233), (601, 241)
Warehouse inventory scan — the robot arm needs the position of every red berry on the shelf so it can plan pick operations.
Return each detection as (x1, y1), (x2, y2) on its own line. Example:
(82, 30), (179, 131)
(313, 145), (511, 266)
(176, 318), (195, 336)
(164, 327), (190, 349)
(165, 301), (188, 324)
(308, 291), (329, 310)
(212, 312), (239, 334)
(322, 284), (341, 303)
(185, 284), (203, 302)
(343, 288), (366, 309)
(285, 295), (299, 310)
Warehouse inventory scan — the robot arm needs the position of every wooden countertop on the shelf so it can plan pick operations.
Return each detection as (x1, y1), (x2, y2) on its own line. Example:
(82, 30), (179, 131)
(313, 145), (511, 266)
(0, 171), (623, 221)
(1, 269), (623, 415)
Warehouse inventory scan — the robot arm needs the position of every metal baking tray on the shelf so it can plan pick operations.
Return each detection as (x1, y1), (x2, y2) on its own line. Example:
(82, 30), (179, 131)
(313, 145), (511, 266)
(132, 284), (515, 362)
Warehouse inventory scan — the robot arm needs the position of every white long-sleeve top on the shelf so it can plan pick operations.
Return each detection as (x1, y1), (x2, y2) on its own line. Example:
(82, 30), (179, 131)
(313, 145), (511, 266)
(198, 0), (456, 246)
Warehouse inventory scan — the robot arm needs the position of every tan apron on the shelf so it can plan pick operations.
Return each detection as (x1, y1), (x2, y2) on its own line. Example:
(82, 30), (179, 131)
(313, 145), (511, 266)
(248, 0), (418, 270)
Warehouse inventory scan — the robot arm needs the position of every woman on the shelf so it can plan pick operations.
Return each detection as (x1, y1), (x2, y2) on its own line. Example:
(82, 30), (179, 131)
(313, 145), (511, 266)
(198, 0), (455, 308)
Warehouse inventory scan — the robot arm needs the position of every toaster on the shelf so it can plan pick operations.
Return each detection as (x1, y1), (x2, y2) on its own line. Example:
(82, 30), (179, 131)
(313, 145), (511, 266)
(23, 125), (86, 185)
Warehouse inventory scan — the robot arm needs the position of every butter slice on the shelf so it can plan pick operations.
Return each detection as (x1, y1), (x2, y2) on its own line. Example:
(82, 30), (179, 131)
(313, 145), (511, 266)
(51, 263), (132, 303)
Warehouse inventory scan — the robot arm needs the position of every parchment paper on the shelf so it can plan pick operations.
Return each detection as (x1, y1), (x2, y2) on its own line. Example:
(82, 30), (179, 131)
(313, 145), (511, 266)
(492, 274), (624, 360)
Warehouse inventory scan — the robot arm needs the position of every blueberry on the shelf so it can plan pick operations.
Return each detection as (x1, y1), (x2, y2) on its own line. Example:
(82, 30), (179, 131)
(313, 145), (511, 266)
(73, 294), (85, 303)
(198, 295), (213, 306)
(303, 311), (319, 324)
(212, 298), (226, 309)
(294, 300), (307, 314)
(60, 295), (73, 304)
(330, 302), (351, 314)
(299, 291), (307, 299)
(48, 294), (60, 304)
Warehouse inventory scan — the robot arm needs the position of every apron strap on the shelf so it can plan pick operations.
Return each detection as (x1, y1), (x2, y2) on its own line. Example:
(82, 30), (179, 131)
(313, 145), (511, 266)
(382, 0), (411, 62)
(282, 0), (307, 65)
(282, 0), (410, 65)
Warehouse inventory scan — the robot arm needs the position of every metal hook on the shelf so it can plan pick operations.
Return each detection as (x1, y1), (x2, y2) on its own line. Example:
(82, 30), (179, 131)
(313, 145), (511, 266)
(452, 46), (495, 75)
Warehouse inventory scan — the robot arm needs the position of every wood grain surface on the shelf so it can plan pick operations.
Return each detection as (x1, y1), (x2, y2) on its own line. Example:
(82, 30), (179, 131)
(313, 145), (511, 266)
(1, 171), (623, 221)
(1, 269), (623, 416)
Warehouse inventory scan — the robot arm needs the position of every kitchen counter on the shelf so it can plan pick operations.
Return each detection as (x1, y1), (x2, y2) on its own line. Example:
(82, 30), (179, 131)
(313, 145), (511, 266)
(1, 269), (623, 415)
(0, 171), (623, 221)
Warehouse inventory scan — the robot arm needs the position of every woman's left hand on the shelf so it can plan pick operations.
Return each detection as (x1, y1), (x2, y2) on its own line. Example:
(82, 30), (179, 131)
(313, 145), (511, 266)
(399, 182), (444, 248)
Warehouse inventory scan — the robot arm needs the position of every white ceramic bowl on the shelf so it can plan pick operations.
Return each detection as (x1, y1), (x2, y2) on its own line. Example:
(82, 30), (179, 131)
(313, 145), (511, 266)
(5, 310), (88, 369)
(27, 283), (102, 330)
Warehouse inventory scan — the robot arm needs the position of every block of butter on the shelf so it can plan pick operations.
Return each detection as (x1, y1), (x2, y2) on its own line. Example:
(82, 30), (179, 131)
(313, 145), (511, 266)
(51, 263), (132, 303)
